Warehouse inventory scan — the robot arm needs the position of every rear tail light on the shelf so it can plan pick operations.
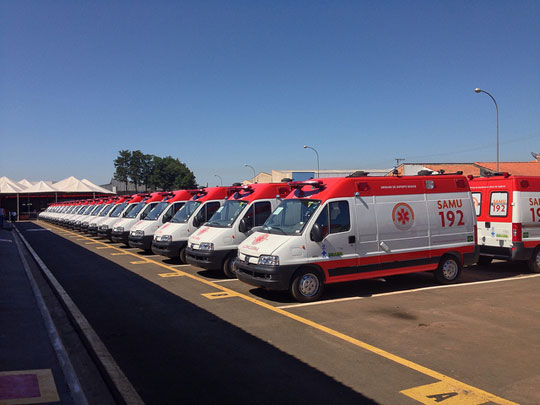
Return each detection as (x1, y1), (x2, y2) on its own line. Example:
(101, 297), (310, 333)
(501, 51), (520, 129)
(474, 225), (477, 244)
(512, 223), (522, 242)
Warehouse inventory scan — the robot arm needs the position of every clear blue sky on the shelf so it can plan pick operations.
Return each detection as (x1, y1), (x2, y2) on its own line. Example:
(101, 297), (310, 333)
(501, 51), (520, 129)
(1, 1), (539, 187)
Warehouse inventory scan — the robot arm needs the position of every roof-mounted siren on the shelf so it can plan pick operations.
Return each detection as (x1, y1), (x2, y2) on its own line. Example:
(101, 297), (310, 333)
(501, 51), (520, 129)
(289, 179), (325, 196)
(346, 171), (369, 177)
(485, 172), (511, 178)
(417, 170), (433, 176)
(228, 184), (254, 198)
(531, 152), (540, 161)
(188, 188), (208, 199)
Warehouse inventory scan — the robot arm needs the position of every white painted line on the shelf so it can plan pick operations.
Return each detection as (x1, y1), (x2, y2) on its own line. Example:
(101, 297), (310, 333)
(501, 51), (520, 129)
(211, 279), (240, 283)
(0, 238), (13, 243)
(26, 228), (51, 232)
(13, 230), (88, 405)
(277, 274), (540, 309)
(14, 227), (144, 404)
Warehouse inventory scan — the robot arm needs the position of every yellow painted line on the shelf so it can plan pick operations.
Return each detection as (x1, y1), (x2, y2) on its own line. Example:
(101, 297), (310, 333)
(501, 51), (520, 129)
(96, 246), (113, 250)
(111, 252), (129, 256)
(130, 260), (149, 264)
(202, 291), (238, 300)
(44, 223), (515, 404)
(401, 379), (504, 404)
(158, 272), (185, 278)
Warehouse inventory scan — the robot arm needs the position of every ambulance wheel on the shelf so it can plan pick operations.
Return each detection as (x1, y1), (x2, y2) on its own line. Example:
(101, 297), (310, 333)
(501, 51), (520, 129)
(179, 247), (187, 263)
(434, 255), (461, 284)
(223, 255), (237, 278)
(527, 247), (540, 273)
(477, 256), (493, 266)
(291, 268), (324, 302)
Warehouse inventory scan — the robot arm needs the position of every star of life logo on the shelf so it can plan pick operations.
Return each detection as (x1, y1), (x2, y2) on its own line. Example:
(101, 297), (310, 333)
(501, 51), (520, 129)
(252, 233), (269, 245)
(392, 202), (415, 231)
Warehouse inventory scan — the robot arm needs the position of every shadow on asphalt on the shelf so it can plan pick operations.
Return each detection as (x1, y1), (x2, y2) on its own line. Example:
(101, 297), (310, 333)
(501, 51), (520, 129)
(18, 222), (376, 404)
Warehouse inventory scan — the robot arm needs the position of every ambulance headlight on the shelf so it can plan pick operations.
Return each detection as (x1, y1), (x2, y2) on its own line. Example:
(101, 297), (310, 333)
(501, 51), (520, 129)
(155, 235), (172, 242)
(258, 255), (279, 266)
(199, 242), (214, 251)
(131, 230), (144, 237)
(114, 226), (124, 233)
(99, 225), (109, 230)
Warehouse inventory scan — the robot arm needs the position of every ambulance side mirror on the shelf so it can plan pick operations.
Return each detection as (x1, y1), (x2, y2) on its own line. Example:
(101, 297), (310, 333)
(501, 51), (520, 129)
(310, 224), (324, 242)
(239, 218), (249, 233)
(193, 216), (203, 228)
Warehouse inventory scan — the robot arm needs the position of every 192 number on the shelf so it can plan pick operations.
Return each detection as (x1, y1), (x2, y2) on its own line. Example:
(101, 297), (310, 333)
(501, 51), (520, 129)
(531, 207), (540, 222)
(439, 210), (465, 227)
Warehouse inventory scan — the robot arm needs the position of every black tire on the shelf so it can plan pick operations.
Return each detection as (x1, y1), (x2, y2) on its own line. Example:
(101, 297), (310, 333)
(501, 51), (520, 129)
(434, 255), (462, 284)
(290, 268), (325, 302)
(527, 246), (540, 273)
(477, 256), (493, 266)
(223, 255), (238, 278)
(179, 246), (187, 263)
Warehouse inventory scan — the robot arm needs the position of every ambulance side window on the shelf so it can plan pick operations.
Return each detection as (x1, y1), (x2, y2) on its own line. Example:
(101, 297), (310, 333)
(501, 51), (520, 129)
(314, 206), (329, 239)
(205, 202), (221, 221)
(472, 192), (482, 216)
(254, 202), (271, 226)
(329, 201), (350, 234)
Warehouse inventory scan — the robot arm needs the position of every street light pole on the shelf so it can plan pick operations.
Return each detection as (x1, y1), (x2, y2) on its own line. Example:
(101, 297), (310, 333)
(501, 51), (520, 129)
(303, 145), (320, 178)
(244, 164), (256, 183)
(474, 88), (499, 172)
(214, 174), (223, 186)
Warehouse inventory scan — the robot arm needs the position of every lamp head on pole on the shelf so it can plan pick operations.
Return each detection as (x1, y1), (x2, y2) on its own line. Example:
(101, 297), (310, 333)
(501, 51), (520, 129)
(474, 88), (482, 93)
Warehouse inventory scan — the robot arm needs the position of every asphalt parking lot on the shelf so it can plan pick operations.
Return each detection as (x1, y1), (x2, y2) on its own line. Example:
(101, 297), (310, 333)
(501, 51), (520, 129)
(13, 220), (540, 404)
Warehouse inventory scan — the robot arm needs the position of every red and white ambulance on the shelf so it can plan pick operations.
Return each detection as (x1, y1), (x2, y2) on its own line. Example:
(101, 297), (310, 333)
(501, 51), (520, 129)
(111, 192), (165, 245)
(128, 190), (191, 251)
(151, 187), (232, 262)
(97, 194), (144, 240)
(468, 173), (540, 272)
(236, 174), (478, 302)
(185, 183), (291, 277)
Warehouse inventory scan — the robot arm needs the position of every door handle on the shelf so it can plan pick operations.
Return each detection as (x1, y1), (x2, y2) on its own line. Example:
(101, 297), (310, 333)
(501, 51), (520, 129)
(348, 235), (356, 243)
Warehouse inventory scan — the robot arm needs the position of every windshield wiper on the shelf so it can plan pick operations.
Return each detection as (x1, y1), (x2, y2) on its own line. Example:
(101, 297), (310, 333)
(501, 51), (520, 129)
(265, 226), (286, 235)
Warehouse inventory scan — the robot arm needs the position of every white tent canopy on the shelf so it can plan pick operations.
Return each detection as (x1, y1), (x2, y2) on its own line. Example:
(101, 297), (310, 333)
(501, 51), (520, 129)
(81, 179), (115, 194)
(18, 179), (34, 188)
(0, 176), (24, 193)
(24, 181), (59, 193)
(51, 176), (114, 194)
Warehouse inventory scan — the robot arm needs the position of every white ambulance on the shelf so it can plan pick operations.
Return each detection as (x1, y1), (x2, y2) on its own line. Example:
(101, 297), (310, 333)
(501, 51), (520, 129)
(87, 196), (129, 235)
(185, 183), (292, 277)
(128, 190), (191, 251)
(97, 194), (144, 240)
(151, 187), (232, 262)
(236, 174), (478, 302)
(468, 173), (540, 272)
(111, 192), (165, 245)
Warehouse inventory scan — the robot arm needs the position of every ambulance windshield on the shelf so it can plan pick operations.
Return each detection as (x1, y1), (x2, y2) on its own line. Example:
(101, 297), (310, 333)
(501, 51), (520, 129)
(125, 202), (146, 218)
(110, 203), (127, 218)
(207, 200), (248, 228)
(144, 201), (169, 221)
(171, 201), (201, 223)
(262, 199), (321, 235)
(99, 204), (114, 217)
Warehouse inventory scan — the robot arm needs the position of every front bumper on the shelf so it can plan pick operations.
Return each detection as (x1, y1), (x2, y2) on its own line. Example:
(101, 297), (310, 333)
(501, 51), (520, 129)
(88, 225), (99, 235)
(128, 234), (154, 250)
(235, 259), (298, 291)
(111, 231), (129, 244)
(479, 242), (533, 261)
(151, 240), (186, 258)
(185, 247), (233, 270)
(97, 228), (112, 239)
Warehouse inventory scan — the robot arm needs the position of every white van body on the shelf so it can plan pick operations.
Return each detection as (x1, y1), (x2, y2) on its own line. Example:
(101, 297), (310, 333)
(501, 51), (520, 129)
(152, 187), (231, 262)
(236, 175), (478, 302)
(128, 191), (191, 251)
(97, 197), (143, 240)
(185, 183), (291, 277)
(111, 193), (164, 245)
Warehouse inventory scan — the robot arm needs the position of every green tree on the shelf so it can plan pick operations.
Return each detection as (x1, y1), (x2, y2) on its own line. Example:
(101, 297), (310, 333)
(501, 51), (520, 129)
(128, 150), (145, 191)
(140, 154), (155, 191)
(113, 150), (131, 191)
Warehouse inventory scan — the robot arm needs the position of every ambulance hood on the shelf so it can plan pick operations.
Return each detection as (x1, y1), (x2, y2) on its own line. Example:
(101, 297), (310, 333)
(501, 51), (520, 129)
(189, 226), (226, 244)
(155, 222), (191, 238)
(239, 231), (291, 256)
(130, 219), (161, 233)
